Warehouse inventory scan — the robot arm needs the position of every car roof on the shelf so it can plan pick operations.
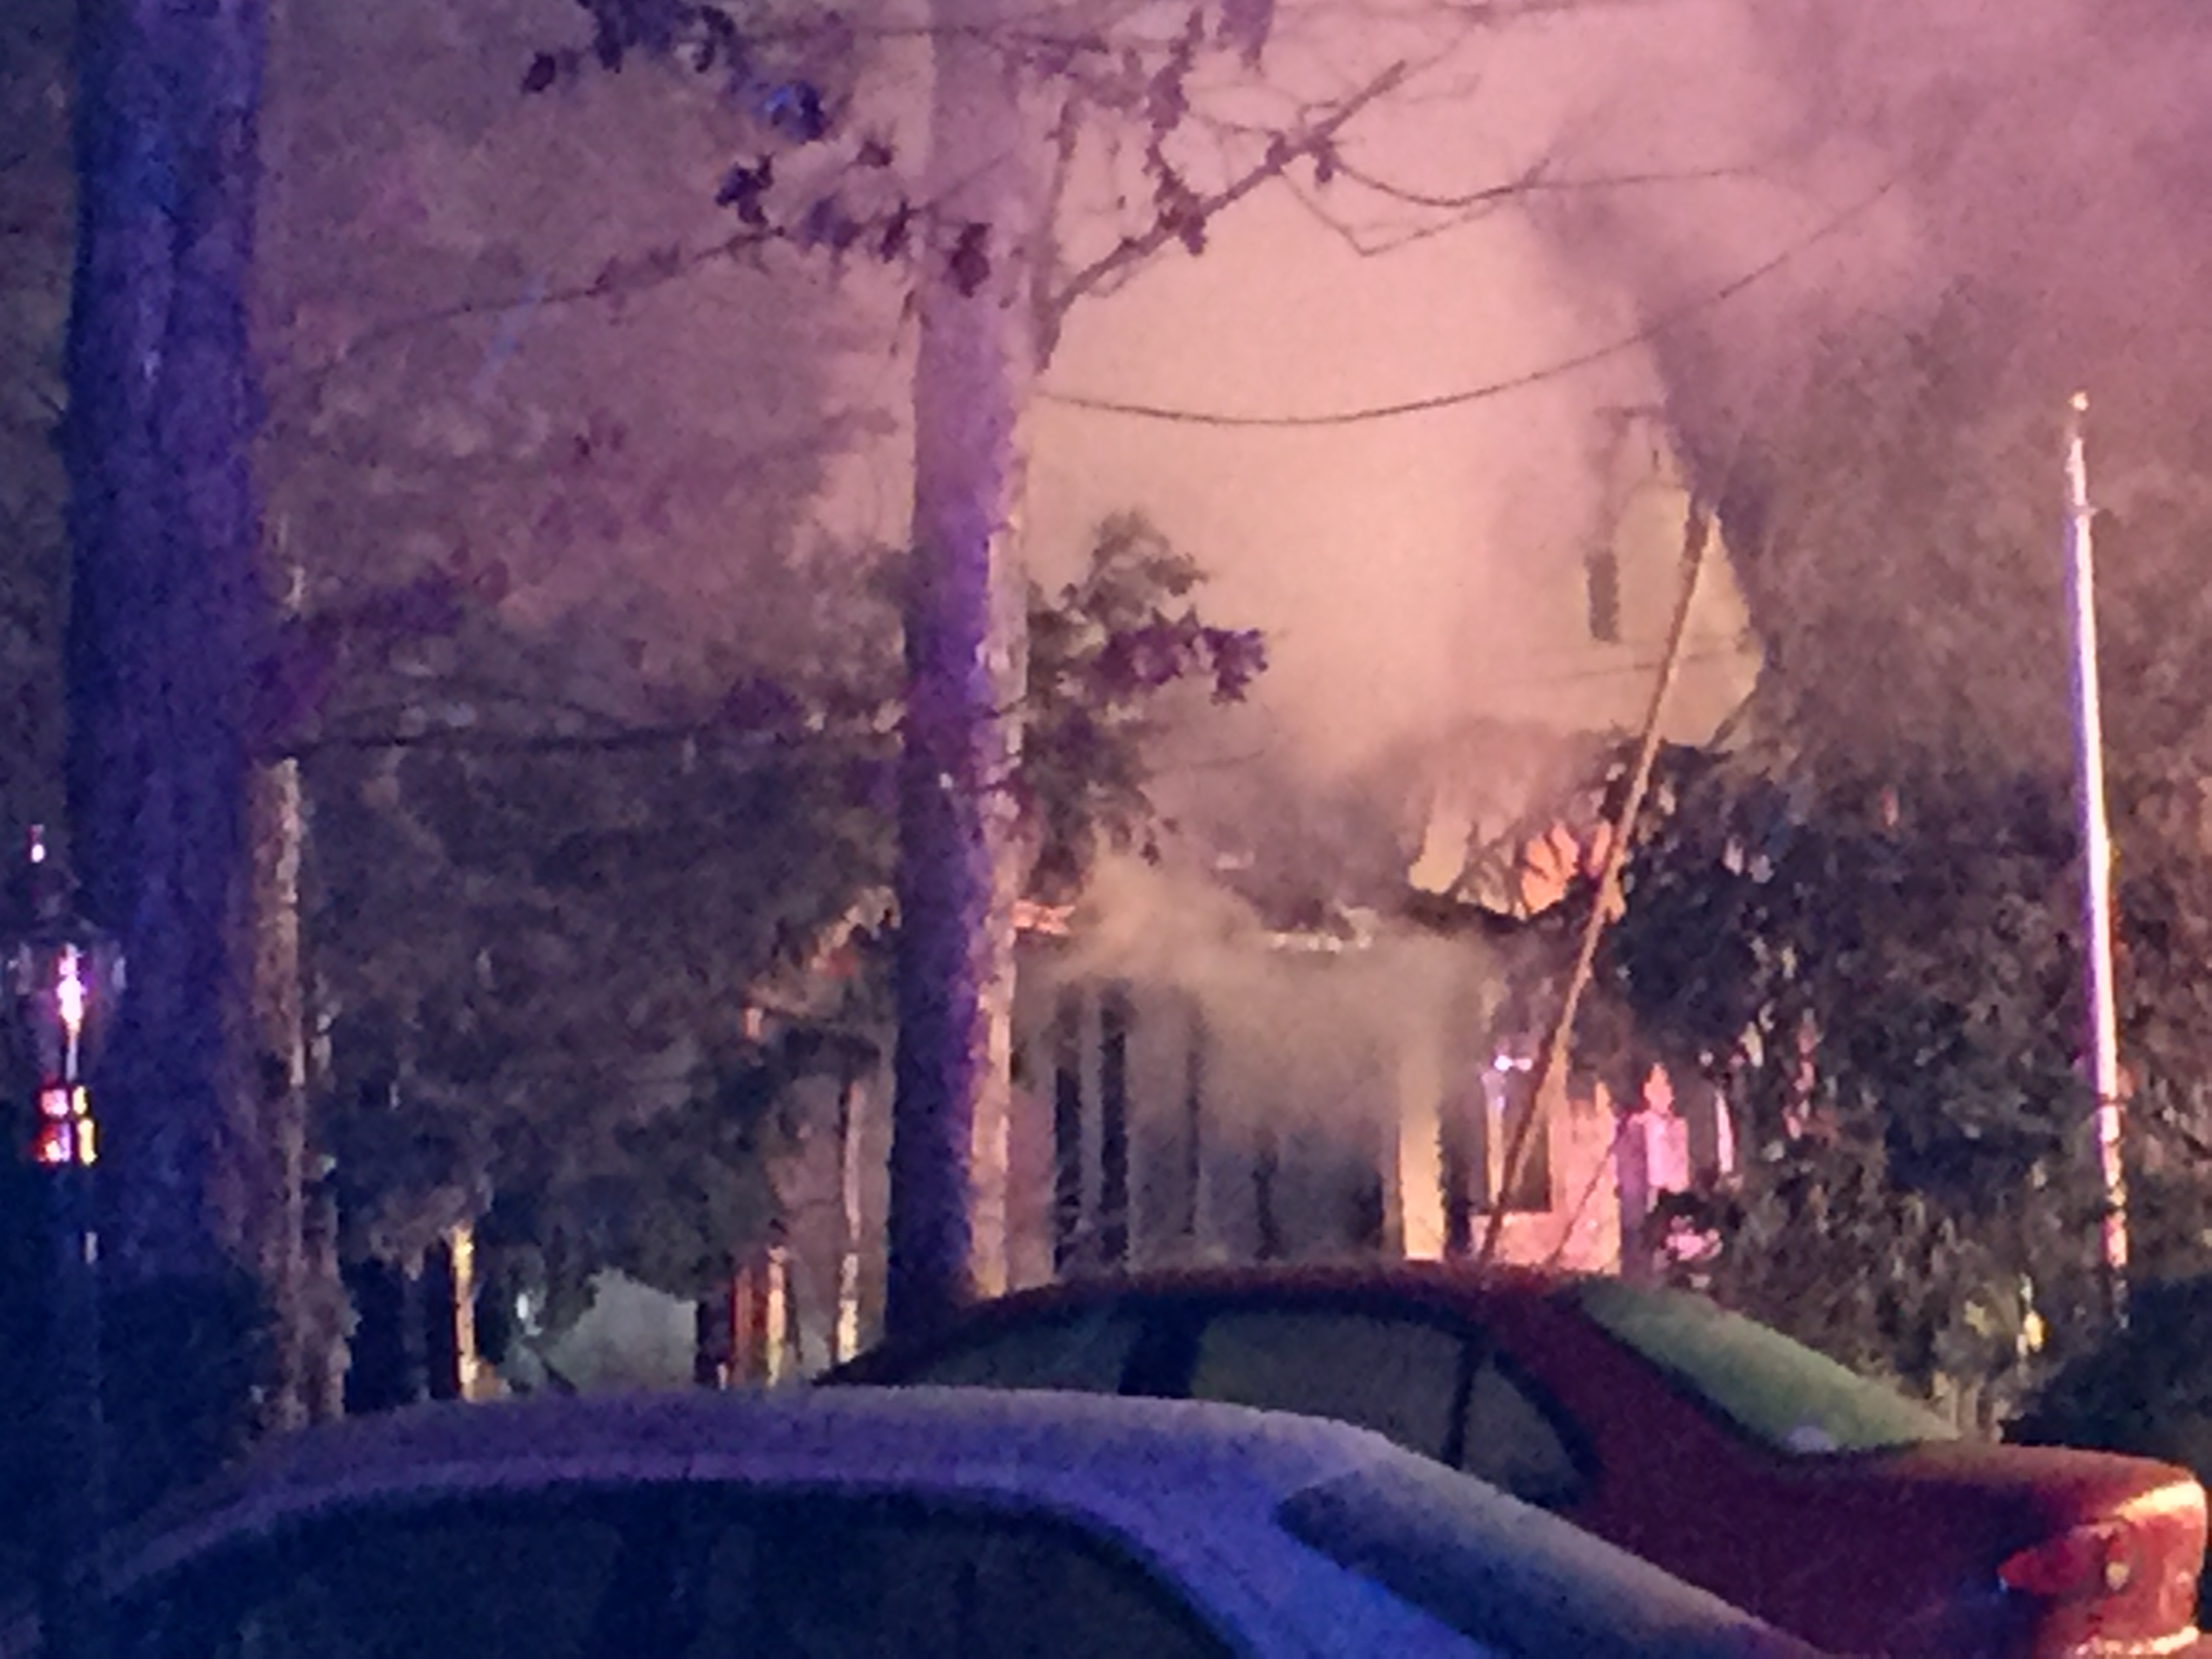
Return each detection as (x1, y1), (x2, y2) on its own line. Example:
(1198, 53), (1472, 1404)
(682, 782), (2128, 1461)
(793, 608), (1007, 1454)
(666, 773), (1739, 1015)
(110, 1386), (1396, 1575)
(73, 1387), (1823, 1659)
(823, 1259), (1574, 1372)
(994, 1258), (1574, 1302)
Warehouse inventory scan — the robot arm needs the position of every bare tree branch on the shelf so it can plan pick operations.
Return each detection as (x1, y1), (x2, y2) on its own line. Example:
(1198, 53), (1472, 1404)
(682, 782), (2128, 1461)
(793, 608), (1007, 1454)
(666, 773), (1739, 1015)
(293, 717), (896, 762)
(1045, 56), (1411, 328)
(1032, 86), (1088, 362)
(274, 226), (782, 409)
(1333, 156), (1765, 212)
(1282, 168), (1534, 258)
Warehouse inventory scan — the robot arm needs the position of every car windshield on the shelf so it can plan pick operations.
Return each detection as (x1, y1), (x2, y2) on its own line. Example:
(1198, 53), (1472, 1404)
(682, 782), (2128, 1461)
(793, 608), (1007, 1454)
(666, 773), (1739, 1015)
(1570, 1278), (1958, 1454)
(1277, 1456), (1807, 1659)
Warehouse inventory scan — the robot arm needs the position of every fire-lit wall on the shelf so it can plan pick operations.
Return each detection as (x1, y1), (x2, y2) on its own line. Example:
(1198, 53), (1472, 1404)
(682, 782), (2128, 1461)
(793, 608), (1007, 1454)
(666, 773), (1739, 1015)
(1014, 965), (1624, 1277)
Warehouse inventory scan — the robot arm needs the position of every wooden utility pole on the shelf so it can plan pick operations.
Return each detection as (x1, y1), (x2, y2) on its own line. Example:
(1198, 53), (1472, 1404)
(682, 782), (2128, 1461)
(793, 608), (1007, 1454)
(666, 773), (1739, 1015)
(1479, 501), (1713, 1265)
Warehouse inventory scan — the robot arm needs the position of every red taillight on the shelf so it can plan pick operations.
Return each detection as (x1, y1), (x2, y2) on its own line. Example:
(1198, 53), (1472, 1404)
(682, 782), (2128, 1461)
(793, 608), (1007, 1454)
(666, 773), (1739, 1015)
(1997, 1523), (2134, 1601)
(1996, 1480), (2207, 1656)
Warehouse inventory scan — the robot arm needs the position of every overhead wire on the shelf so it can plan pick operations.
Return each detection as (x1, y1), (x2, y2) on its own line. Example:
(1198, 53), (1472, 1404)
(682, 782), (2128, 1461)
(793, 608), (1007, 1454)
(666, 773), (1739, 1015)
(1037, 176), (1902, 429)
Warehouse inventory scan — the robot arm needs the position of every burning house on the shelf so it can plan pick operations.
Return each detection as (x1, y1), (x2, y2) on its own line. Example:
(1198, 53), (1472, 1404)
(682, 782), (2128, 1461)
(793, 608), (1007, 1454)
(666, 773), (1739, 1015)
(699, 413), (1765, 1383)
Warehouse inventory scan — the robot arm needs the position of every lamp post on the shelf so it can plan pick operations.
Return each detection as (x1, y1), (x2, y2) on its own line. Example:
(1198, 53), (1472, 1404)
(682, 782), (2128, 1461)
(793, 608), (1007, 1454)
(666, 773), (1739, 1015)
(2063, 395), (2127, 1324)
(4, 827), (123, 1659)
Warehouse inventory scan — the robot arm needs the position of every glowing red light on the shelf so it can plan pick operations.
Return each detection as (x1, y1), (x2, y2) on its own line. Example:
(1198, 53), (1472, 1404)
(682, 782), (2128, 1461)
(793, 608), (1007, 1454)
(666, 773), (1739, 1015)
(1998, 1522), (2130, 1600)
(30, 1086), (94, 1166)
(32, 1122), (71, 1167)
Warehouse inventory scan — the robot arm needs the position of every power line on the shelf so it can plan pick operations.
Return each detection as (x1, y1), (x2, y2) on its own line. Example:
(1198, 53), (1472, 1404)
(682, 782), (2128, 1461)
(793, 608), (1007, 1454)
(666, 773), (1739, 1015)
(1037, 177), (1902, 430)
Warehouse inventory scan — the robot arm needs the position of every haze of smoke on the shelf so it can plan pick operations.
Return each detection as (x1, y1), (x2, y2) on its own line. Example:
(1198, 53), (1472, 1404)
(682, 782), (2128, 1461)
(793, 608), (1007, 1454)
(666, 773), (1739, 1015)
(1047, 852), (1502, 1143)
(1525, 0), (2212, 449)
(1456, 0), (2212, 777)
(1026, 0), (2212, 1096)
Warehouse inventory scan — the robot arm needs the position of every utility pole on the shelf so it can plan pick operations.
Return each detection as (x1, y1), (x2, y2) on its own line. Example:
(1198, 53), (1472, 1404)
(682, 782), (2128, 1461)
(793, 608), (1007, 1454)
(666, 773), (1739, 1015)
(2064, 392), (2127, 1322)
(1478, 498), (1713, 1265)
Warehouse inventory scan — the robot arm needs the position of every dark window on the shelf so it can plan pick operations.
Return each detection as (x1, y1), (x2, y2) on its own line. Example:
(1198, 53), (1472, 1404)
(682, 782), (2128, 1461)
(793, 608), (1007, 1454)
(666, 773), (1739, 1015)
(1052, 987), (1085, 1273)
(1571, 1278), (1957, 1454)
(1490, 1065), (1549, 1213)
(1279, 1459), (1782, 1659)
(902, 1307), (1142, 1392)
(1187, 1307), (1466, 1462)
(1585, 547), (1622, 643)
(1459, 1357), (1585, 1509)
(119, 1494), (638, 1659)
(119, 1484), (1231, 1659)
(1099, 985), (1132, 1268)
(716, 1497), (1232, 1659)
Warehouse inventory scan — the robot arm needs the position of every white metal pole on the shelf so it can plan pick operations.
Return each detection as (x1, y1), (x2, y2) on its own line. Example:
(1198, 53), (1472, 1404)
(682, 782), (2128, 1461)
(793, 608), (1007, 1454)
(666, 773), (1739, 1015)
(2064, 392), (2128, 1319)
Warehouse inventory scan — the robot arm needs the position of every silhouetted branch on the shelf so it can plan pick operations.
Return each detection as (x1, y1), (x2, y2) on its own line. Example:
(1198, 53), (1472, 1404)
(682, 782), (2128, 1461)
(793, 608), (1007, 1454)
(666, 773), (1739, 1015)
(1046, 58), (1410, 325)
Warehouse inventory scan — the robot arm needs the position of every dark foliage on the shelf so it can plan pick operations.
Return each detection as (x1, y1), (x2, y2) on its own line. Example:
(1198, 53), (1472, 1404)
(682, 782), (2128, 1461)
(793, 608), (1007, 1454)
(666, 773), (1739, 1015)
(310, 515), (1261, 1335)
(1024, 514), (1264, 899)
(2012, 1273), (2212, 1617)
(521, 0), (1345, 328)
(1603, 743), (2108, 1414)
(0, 0), (70, 840)
(0, 1129), (271, 1599)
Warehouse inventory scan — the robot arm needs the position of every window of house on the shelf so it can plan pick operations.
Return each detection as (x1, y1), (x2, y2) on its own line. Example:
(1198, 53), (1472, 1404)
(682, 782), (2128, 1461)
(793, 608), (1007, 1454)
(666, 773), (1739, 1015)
(1585, 547), (1622, 643)
(1487, 1063), (1551, 1214)
(1187, 1307), (1467, 1462)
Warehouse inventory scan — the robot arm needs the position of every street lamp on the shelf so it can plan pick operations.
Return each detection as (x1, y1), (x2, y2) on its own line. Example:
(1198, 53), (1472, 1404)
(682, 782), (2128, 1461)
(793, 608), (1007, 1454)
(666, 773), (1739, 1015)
(2062, 395), (2127, 1323)
(4, 827), (124, 1659)
(8, 832), (122, 1168)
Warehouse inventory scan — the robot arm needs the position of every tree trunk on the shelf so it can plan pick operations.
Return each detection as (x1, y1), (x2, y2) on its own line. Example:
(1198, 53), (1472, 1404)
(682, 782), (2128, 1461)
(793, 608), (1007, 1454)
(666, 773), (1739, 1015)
(246, 749), (310, 1427)
(885, 1), (1042, 1342)
(1098, 984), (1131, 1269)
(833, 1072), (865, 1363)
(64, 0), (270, 1434)
(248, 0), (342, 1430)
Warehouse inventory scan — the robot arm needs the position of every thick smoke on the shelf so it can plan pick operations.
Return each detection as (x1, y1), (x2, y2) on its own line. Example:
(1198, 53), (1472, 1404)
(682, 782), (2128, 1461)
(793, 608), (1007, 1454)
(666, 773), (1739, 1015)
(1495, 0), (2212, 777)
(1017, 0), (2212, 1122)
(1535, 0), (2212, 456)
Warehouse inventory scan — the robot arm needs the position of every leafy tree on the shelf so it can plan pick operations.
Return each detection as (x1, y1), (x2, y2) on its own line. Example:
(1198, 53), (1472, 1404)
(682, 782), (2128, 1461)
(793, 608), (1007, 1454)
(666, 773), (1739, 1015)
(1024, 512), (1265, 900)
(302, 559), (896, 1271)
(305, 514), (1259, 1357)
(1606, 745), (2105, 1417)
(532, 0), (1520, 1335)
(0, 0), (69, 836)
(1600, 305), (2212, 1418)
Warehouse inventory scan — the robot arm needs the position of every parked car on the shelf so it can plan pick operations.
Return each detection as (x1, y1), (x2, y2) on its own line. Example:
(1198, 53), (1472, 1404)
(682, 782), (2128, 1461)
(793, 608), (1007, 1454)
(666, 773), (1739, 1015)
(1, 1385), (1822, 1658)
(823, 1263), (2210, 1658)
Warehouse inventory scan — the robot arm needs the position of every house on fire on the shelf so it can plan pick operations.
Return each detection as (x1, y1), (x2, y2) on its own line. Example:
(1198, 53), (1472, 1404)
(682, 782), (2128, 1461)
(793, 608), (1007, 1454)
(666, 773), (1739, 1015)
(695, 409), (1771, 1384)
